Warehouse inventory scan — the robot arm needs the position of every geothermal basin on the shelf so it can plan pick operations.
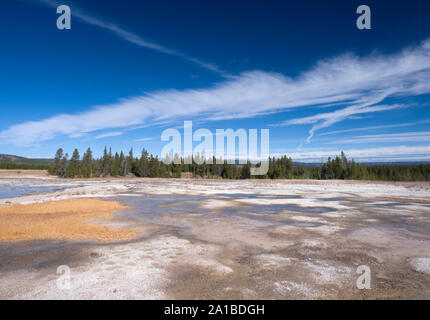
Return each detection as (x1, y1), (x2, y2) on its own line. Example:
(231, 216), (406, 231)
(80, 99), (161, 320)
(1, 170), (430, 299)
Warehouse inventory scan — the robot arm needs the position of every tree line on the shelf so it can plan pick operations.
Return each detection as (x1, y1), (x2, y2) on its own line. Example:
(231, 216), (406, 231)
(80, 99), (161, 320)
(0, 162), (51, 170)
(47, 147), (430, 181)
(48, 147), (253, 179)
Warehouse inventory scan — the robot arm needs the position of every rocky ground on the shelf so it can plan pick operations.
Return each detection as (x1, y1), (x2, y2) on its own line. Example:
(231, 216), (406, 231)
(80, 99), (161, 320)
(0, 171), (429, 299)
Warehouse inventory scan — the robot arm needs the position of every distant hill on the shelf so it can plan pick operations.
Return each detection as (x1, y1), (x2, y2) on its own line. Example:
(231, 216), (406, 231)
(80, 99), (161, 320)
(364, 161), (430, 166)
(0, 154), (53, 165)
(293, 160), (430, 166)
(293, 161), (321, 167)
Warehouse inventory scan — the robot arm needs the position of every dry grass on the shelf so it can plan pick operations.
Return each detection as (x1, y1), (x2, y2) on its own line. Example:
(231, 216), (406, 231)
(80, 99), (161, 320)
(0, 199), (135, 241)
(0, 169), (48, 176)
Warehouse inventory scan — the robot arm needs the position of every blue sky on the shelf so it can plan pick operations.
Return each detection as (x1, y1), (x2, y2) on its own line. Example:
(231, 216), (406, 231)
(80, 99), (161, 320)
(1, 0), (430, 162)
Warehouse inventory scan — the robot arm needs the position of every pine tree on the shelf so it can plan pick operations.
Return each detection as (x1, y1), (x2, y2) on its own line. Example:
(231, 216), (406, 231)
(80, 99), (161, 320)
(102, 146), (109, 177)
(119, 151), (126, 176)
(52, 148), (64, 176)
(67, 148), (80, 178)
(82, 147), (93, 178)
(240, 162), (251, 179)
(112, 152), (120, 176)
(60, 153), (68, 178)
(127, 148), (134, 175)
(137, 149), (149, 177)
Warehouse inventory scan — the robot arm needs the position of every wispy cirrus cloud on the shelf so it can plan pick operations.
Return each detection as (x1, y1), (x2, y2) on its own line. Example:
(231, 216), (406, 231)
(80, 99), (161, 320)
(273, 39), (430, 141)
(2, 38), (430, 146)
(93, 131), (123, 140)
(33, 0), (229, 76)
(281, 103), (409, 143)
(327, 131), (430, 144)
(134, 137), (153, 142)
(319, 118), (430, 136)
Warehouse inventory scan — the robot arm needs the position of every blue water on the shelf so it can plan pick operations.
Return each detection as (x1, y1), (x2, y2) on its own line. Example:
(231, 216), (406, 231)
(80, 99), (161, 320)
(0, 185), (65, 199)
(114, 193), (335, 231)
(250, 204), (333, 214)
(218, 193), (300, 199)
(115, 195), (213, 227)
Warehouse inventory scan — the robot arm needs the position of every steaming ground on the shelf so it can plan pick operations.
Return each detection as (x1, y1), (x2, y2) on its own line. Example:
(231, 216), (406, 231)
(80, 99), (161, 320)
(1, 170), (430, 299)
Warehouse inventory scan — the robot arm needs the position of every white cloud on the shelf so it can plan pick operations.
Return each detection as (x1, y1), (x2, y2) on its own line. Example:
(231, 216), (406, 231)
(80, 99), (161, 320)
(274, 39), (430, 141)
(35, 0), (228, 76)
(283, 104), (409, 142)
(328, 131), (430, 144)
(94, 131), (123, 139)
(135, 137), (153, 142)
(2, 38), (430, 146)
(319, 118), (430, 136)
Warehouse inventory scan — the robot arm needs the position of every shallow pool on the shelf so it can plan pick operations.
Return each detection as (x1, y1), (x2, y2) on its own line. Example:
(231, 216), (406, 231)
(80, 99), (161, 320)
(0, 185), (66, 199)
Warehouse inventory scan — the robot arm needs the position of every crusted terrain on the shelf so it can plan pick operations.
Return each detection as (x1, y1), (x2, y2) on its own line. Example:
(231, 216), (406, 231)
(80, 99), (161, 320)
(1, 174), (429, 299)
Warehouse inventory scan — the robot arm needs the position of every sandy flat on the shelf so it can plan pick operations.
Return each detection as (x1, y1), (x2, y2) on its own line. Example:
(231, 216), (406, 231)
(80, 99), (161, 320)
(0, 199), (135, 241)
